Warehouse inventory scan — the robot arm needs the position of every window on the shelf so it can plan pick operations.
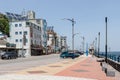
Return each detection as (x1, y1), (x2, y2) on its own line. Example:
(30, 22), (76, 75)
(26, 22), (30, 26)
(19, 24), (22, 27)
(26, 39), (28, 43)
(24, 31), (27, 35)
(15, 24), (18, 27)
(15, 32), (18, 35)
(20, 39), (22, 42)
(19, 31), (22, 35)
(15, 39), (18, 42)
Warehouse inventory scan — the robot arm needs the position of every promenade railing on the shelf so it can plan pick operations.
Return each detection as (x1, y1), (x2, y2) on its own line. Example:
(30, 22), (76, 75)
(98, 53), (120, 72)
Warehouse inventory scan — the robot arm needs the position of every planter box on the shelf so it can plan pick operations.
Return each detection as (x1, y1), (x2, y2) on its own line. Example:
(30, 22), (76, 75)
(106, 68), (115, 77)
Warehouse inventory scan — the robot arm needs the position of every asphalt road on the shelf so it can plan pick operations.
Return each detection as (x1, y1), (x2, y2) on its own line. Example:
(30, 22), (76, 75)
(0, 54), (63, 74)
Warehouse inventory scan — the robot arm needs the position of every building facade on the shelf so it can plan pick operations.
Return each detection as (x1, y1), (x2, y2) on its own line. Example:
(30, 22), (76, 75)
(5, 11), (47, 56)
(27, 11), (47, 48)
(3, 10), (67, 56)
(9, 21), (41, 57)
(60, 36), (67, 52)
(46, 26), (62, 53)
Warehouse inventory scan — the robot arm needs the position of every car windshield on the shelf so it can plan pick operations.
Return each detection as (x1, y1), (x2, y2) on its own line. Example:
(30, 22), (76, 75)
(62, 52), (68, 54)
(5, 52), (14, 54)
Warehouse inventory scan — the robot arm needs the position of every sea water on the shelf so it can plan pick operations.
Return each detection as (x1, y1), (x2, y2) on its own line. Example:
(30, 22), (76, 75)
(99, 52), (120, 62)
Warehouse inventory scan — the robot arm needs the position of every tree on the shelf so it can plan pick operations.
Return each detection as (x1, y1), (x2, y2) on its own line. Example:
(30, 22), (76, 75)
(0, 13), (9, 37)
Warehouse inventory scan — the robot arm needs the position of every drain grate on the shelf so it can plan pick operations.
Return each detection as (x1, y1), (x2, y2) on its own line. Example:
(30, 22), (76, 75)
(49, 65), (62, 67)
(28, 71), (47, 74)
(72, 69), (89, 72)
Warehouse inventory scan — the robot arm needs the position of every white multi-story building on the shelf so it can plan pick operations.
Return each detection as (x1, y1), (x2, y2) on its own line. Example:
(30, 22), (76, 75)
(28, 19), (47, 48)
(9, 21), (41, 57)
(27, 11), (47, 48)
(5, 11), (47, 48)
(5, 11), (47, 56)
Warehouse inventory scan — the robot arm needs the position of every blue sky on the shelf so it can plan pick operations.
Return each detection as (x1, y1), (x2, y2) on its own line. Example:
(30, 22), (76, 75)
(0, 0), (120, 51)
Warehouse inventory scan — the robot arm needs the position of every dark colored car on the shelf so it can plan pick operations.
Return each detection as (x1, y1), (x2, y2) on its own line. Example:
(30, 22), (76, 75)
(60, 51), (80, 59)
(60, 51), (68, 58)
(67, 53), (80, 59)
(1, 52), (18, 59)
(75, 51), (84, 55)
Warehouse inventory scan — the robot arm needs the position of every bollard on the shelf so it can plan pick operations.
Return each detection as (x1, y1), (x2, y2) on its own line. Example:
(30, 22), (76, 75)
(101, 62), (107, 71)
(100, 62), (102, 66)
(114, 55), (116, 61)
(117, 56), (120, 62)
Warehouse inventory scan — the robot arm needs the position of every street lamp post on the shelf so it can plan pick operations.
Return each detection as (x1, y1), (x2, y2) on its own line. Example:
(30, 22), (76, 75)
(105, 17), (108, 63)
(95, 37), (97, 56)
(45, 35), (48, 55)
(92, 40), (95, 56)
(63, 18), (75, 53)
(80, 36), (85, 54)
(22, 33), (26, 57)
(98, 32), (100, 57)
(82, 37), (85, 54)
(54, 35), (57, 53)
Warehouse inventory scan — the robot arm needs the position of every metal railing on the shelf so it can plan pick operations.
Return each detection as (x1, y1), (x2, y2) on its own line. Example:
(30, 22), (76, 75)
(98, 53), (120, 72)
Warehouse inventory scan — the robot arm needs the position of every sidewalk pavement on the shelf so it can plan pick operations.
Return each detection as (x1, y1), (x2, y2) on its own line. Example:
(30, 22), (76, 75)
(0, 74), (96, 80)
(55, 56), (118, 80)
(0, 55), (119, 80)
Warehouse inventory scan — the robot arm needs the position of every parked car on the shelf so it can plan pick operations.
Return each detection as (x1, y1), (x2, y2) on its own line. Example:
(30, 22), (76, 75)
(60, 51), (80, 59)
(60, 51), (68, 58)
(0, 51), (5, 56)
(75, 51), (84, 55)
(67, 53), (80, 59)
(1, 52), (18, 59)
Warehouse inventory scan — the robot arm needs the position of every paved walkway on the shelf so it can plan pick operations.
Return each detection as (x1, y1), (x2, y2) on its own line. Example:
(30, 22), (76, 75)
(0, 75), (96, 80)
(55, 56), (118, 80)
(14, 55), (86, 75)
(0, 55), (119, 80)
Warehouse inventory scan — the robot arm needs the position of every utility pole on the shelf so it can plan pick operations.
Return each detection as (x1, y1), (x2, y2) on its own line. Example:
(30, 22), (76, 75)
(105, 17), (108, 63)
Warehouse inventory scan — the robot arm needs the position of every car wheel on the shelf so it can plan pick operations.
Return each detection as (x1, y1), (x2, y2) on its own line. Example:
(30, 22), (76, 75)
(72, 56), (75, 59)
(8, 56), (11, 59)
(15, 56), (17, 59)
(1, 57), (4, 60)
